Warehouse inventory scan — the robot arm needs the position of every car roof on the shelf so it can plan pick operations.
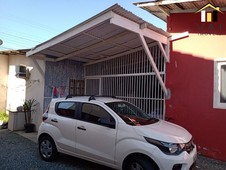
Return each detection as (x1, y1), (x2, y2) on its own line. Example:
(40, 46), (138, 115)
(51, 96), (123, 104)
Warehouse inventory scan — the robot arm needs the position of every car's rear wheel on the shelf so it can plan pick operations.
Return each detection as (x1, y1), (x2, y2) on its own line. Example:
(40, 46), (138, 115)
(127, 156), (156, 170)
(39, 136), (57, 161)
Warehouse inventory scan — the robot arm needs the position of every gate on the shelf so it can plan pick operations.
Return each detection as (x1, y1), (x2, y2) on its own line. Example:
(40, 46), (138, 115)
(85, 44), (165, 119)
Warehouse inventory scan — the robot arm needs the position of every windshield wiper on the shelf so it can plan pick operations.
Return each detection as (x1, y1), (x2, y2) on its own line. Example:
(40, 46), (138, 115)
(148, 118), (159, 123)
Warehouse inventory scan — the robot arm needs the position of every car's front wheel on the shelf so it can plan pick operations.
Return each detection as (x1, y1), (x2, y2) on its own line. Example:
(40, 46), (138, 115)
(39, 135), (58, 161)
(127, 156), (157, 170)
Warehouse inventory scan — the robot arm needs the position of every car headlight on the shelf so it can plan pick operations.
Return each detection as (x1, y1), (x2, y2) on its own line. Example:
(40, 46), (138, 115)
(144, 137), (185, 155)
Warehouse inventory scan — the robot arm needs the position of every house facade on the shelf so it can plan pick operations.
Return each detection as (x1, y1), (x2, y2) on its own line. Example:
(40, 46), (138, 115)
(2, 4), (170, 131)
(0, 53), (8, 112)
(26, 3), (170, 130)
(3, 1), (226, 161)
(0, 50), (45, 128)
(135, 0), (226, 161)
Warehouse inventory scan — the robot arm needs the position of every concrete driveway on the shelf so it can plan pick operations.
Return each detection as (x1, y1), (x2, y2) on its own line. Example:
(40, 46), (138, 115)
(0, 129), (112, 170)
(0, 129), (226, 170)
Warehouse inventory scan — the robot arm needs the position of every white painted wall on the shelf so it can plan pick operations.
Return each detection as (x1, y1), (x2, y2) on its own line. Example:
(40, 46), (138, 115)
(25, 58), (45, 130)
(7, 64), (26, 111)
(0, 54), (8, 112)
(6, 53), (45, 130)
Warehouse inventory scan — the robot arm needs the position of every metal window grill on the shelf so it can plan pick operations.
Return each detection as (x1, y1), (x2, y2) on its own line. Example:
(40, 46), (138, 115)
(85, 44), (166, 119)
(69, 79), (85, 96)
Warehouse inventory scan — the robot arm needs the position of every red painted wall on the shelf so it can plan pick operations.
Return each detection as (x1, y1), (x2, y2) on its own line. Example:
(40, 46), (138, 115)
(166, 12), (226, 161)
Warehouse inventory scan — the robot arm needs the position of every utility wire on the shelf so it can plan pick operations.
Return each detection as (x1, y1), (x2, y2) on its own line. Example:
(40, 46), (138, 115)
(0, 26), (52, 42)
(0, 32), (42, 43)
(1, 13), (62, 33)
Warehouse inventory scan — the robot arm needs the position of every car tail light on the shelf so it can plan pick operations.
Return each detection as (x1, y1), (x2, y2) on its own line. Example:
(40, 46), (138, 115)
(42, 105), (50, 121)
(42, 112), (48, 121)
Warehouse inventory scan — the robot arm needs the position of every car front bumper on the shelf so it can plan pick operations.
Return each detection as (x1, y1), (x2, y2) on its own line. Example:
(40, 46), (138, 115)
(152, 145), (197, 170)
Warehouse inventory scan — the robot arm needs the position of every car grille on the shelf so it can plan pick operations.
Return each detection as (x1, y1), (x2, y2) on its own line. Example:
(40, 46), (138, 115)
(185, 140), (195, 153)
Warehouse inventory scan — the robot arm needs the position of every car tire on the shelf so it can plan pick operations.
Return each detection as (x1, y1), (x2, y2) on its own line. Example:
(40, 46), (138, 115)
(39, 136), (58, 161)
(127, 156), (156, 170)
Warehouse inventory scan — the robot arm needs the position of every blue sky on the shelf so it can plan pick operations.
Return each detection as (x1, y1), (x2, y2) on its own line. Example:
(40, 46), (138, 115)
(0, 0), (166, 51)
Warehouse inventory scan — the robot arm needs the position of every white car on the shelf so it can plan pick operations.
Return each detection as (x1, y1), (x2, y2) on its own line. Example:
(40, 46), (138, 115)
(38, 96), (197, 170)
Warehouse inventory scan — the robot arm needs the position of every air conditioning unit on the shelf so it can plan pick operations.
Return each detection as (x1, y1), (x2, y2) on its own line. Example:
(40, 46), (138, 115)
(15, 65), (30, 80)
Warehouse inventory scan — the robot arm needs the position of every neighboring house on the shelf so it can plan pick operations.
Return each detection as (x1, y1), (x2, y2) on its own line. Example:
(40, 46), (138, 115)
(26, 3), (170, 129)
(0, 51), (8, 112)
(135, 0), (226, 161)
(0, 50), (45, 129)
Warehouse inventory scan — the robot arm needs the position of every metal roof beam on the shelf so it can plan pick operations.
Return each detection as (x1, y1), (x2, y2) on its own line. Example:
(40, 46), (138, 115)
(31, 54), (55, 62)
(157, 6), (170, 16)
(170, 31), (189, 41)
(69, 57), (94, 63)
(110, 13), (168, 44)
(85, 41), (158, 66)
(157, 41), (169, 62)
(44, 48), (66, 56)
(57, 43), (79, 51)
(138, 33), (168, 97)
(110, 12), (169, 96)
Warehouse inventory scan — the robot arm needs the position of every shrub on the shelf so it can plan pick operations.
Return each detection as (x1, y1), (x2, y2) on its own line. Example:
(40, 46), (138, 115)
(0, 111), (8, 122)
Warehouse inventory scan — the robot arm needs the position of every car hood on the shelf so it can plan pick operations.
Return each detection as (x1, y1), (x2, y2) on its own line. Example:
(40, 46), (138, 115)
(133, 120), (192, 143)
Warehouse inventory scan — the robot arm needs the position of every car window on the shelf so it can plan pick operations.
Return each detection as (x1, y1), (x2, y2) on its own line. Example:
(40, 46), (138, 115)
(55, 102), (77, 119)
(81, 103), (115, 127)
(106, 102), (159, 126)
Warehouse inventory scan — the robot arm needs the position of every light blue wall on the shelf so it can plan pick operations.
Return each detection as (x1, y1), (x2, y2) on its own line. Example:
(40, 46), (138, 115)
(44, 59), (84, 110)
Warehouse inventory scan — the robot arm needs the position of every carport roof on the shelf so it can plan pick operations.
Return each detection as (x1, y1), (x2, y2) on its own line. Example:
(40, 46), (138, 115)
(134, 0), (226, 22)
(26, 4), (170, 63)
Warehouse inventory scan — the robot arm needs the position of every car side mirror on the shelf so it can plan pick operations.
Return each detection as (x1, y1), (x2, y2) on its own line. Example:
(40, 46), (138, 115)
(98, 117), (115, 129)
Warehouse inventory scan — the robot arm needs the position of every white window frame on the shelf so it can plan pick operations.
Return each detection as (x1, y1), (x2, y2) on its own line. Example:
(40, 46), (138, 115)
(213, 59), (226, 109)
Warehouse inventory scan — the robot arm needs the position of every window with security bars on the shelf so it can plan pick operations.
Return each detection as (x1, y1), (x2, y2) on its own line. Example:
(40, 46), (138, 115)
(220, 65), (226, 103)
(214, 60), (226, 109)
(69, 79), (84, 96)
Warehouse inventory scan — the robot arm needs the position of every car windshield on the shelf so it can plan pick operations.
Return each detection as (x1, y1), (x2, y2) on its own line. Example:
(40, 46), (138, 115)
(106, 102), (159, 126)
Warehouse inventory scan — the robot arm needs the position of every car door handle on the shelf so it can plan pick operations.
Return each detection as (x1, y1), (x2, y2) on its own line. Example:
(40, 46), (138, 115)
(51, 118), (58, 123)
(77, 126), (86, 131)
